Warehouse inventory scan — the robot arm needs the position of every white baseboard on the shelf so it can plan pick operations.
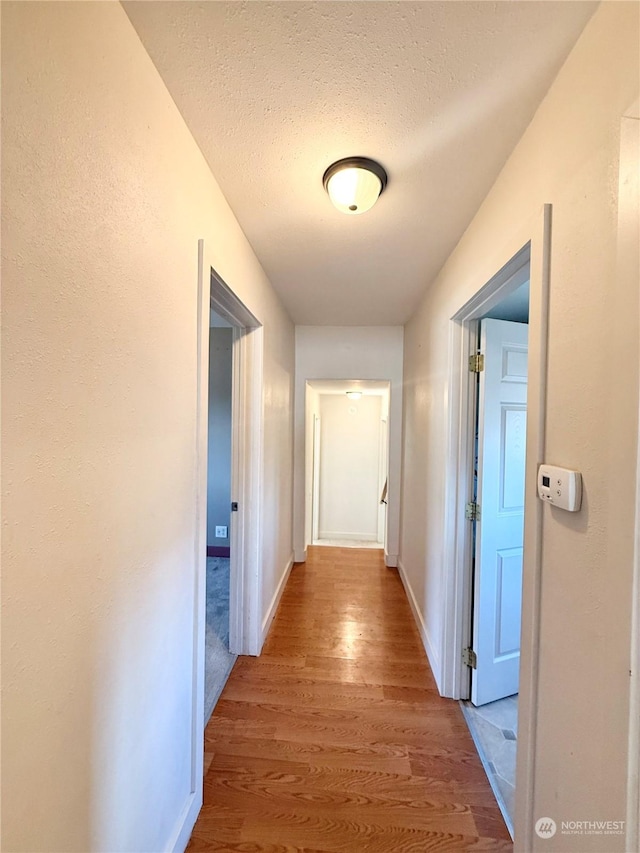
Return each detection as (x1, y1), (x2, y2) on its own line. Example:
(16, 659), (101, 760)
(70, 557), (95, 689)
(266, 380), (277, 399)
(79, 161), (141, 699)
(385, 552), (398, 567)
(168, 790), (202, 853)
(294, 548), (307, 563)
(397, 558), (442, 694)
(317, 531), (378, 541)
(262, 553), (295, 642)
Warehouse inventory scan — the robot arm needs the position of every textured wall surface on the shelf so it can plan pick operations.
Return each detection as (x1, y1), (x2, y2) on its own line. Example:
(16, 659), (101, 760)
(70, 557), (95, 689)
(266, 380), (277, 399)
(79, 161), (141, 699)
(1, 3), (293, 850)
(399, 3), (639, 850)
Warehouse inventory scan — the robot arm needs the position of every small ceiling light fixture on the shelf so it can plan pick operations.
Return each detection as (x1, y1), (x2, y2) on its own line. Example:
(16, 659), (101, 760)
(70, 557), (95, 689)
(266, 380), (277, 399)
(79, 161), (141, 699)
(323, 157), (388, 215)
(346, 391), (362, 400)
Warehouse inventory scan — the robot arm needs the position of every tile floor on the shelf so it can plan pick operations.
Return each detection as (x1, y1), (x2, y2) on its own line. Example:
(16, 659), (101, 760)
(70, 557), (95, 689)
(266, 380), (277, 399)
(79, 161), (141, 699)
(461, 694), (518, 837)
(204, 556), (236, 723)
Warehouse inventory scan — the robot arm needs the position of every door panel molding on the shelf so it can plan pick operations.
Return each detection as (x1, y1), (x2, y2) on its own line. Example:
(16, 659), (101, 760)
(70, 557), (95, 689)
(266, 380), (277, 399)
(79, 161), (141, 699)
(500, 405), (527, 513)
(495, 547), (524, 659)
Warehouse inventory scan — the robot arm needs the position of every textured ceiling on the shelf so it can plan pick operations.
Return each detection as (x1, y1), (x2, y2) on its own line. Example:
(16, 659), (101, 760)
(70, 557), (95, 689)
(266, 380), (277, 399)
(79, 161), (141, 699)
(125, 1), (596, 325)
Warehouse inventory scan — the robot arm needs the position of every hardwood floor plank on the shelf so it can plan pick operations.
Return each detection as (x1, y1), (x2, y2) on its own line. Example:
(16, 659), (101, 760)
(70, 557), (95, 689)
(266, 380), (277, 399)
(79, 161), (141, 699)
(206, 735), (412, 775)
(220, 678), (386, 709)
(237, 814), (511, 853)
(188, 547), (512, 851)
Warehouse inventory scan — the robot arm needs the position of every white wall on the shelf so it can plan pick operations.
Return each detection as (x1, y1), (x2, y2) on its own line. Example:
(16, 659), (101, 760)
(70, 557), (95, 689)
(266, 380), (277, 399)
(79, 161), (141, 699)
(294, 326), (404, 565)
(317, 394), (382, 541)
(1, 4), (294, 851)
(207, 328), (232, 549)
(398, 3), (639, 850)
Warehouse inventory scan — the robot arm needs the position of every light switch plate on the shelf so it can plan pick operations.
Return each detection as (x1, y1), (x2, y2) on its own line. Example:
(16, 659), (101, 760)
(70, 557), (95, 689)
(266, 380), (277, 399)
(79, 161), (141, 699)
(215, 525), (228, 538)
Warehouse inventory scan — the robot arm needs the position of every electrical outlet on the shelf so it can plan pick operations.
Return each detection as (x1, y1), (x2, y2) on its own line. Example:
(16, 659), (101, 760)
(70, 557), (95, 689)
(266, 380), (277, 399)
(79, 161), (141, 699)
(215, 525), (228, 539)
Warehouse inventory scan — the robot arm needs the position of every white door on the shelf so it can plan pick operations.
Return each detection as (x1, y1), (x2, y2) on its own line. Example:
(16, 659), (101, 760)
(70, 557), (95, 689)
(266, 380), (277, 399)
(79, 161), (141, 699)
(317, 395), (381, 541)
(471, 318), (528, 706)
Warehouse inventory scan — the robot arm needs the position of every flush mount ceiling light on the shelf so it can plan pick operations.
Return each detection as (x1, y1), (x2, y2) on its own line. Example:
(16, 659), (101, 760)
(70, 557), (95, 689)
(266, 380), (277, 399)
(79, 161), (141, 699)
(346, 391), (362, 400)
(323, 157), (388, 215)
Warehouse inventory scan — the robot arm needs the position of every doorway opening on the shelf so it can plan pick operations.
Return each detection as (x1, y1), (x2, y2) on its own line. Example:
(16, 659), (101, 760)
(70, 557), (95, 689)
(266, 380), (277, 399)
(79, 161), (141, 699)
(195, 242), (264, 731)
(304, 380), (390, 551)
(204, 309), (235, 721)
(180, 241), (265, 846)
(460, 281), (530, 835)
(427, 208), (551, 849)
(441, 243), (532, 837)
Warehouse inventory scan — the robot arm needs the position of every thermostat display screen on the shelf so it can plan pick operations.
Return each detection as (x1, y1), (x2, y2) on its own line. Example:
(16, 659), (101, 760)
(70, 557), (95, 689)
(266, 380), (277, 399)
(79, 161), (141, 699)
(542, 475), (550, 487)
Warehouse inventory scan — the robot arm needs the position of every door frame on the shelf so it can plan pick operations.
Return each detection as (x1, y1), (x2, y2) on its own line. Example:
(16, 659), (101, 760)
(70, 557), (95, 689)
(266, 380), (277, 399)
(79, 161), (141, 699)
(311, 414), (321, 543)
(304, 381), (391, 547)
(195, 234), (264, 682)
(440, 205), (552, 847)
(227, 319), (263, 656)
(441, 242), (532, 700)
(621, 106), (640, 853)
(378, 415), (389, 547)
(183, 241), (263, 850)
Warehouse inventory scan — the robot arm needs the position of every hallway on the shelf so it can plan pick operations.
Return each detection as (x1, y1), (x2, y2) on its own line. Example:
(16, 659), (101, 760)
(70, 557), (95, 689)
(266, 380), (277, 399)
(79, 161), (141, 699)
(189, 547), (512, 851)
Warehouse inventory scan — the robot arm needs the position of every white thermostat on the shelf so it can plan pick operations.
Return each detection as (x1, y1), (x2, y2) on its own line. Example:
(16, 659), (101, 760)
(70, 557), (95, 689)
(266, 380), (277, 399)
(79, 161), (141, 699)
(537, 464), (582, 512)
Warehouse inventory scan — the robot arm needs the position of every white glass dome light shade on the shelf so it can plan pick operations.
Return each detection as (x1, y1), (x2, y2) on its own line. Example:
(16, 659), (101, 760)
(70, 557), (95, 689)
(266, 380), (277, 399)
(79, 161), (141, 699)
(323, 157), (388, 215)
(327, 167), (380, 215)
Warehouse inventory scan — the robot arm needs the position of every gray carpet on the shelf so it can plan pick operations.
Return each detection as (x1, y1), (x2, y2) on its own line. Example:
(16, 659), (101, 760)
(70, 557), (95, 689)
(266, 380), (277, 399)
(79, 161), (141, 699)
(204, 556), (236, 723)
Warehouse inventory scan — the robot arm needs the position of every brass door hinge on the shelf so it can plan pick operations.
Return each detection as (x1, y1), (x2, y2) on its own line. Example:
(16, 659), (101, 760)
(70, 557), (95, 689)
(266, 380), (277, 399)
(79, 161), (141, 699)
(469, 353), (485, 373)
(465, 502), (480, 521)
(462, 647), (477, 669)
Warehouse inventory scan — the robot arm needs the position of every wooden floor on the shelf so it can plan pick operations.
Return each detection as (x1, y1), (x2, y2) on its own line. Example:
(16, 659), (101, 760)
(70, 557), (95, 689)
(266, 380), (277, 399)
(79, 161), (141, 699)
(189, 546), (512, 852)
